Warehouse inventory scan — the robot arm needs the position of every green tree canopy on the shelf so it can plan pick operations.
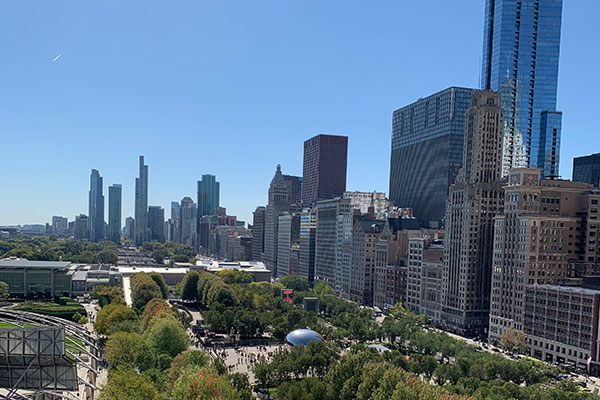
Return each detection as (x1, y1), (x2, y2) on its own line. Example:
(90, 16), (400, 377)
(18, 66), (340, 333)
(149, 272), (169, 299)
(130, 273), (162, 309)
(143, 315), (189, 358)
(99, 366), (158, 400)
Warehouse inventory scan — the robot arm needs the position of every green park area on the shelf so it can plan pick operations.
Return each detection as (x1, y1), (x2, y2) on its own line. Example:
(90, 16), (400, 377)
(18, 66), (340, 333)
(11, 296), (87, 322)
(93, 270), (600, 400)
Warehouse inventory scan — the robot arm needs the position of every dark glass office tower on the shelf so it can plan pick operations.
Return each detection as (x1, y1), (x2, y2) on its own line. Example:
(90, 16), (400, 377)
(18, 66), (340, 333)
(302, 134), (348, 205)
(573, 153), (600, 187)
(108, 184), (122, 244)
(88, 169), (105, 242)
(389, 87), (474, 223)
(134, 156), (149, 245)
(482, 0), (563, 178)
(148, 206), (165, 243)
(197, 174), (220, 216)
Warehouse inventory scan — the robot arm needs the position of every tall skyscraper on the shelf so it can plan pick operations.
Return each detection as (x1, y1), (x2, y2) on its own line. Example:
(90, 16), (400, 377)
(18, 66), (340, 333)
(264, 165), (296, 276)
(180, 197), (197, 248)
(481, 0), (563, 178)
(298, 207), (317, 283)
(197, 174), (220, 217)
(573, 153), (600, 187)
(283, 175), (302, 205)
(441, 90), (505, 337)
(134, 156), (149, 245)
(251, 206), (266, 262)
(168, 201), (181, 243)
(124, 217), (135, 241)
(389, 87), (474, 223)
(51, 216), (68, 236)
(277, 213), (300, 276)
(74, 214), (88, 240)
(148, 206), (165, 243)
(108, 184), (122, 244)
(88, 169), (105, 242)
(302, 134), (348, 205)
(314, 197), (353, 292)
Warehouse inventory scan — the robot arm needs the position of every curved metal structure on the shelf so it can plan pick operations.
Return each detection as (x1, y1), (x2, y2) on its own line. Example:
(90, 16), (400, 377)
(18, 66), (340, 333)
(0, 308), (100, 400)
(285, 329), (324, 347)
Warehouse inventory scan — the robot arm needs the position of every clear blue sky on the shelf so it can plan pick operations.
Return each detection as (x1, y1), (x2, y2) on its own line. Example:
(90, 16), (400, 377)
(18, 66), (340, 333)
(1, 1), (598, 226)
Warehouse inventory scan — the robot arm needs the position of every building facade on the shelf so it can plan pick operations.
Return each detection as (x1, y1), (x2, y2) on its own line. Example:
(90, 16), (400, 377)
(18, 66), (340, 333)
(302, 134), (348, 205)
(88, 169), (105, 242)
(74, 214), (88, 241)
(349, 219), (387, 306)
(374, 264), (408, 311)
(389, 87), (474, 223)
(198, 174), (220, 217)
(263, 165), (295, 276)
(573, 153), (600, 188)
(251, 206), (266, 262)
(51, 216), (68, 236)
(482, 0), (563, 178)
(108, 184), (122, 244)
(441, 90), (505, 337)
(299, 208), (317, 284)
(524, 283), (600, 373)
(180, 197), (197, 248)
(488, 168), (600, 342)
(134, 155), (149, 245)
(315, 197), (352, 292)
(276, 213), (301, 276)
(283, 175), (302, 205)
(148, 206), (165, 243)
(344, 191), (392, 219)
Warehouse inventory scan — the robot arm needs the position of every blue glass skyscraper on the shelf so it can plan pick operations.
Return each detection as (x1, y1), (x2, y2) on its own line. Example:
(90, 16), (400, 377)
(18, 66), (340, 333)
(481, 0), (563, 178)
(197, 174), (220, 217)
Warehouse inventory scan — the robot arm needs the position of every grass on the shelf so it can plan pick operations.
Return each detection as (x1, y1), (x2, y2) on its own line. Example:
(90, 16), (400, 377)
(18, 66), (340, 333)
(0, 322), (37, 328)
(12, 297), (86, 322)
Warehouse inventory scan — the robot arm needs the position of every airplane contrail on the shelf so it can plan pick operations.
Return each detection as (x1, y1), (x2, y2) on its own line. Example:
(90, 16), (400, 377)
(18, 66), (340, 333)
(51, 53), (62, 63)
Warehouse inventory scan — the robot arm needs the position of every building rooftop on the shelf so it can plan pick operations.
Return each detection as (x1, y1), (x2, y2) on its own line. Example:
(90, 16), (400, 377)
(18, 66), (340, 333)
(0, 258), (72, 270)
(526, 284), (600, 296)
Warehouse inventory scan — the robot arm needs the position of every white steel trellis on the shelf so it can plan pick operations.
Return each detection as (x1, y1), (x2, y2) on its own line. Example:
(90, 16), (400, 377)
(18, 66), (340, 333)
(0, 308), (100, 400)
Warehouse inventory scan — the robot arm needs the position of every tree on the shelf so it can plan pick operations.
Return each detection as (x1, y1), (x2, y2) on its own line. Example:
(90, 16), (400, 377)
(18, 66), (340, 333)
(94, 303), (138, 335)
(0, 282), (9, 300)
(142, 298), (174, 329)
(105, 332), (143, 366)
(92, 285), (125, 307)
(181, 271), (200, 301)
(419, 355), (438, 380)
(217, 270), (253, 285)
(149, 272), (169, 299)
(500, 326), (527, 354)
(144, 315), (189, 358)
(99, 366), (158, 400)
(97, 249), (118, 264)
(171, 366), (240, 400)
(131, 273), (162, 309)
(314, 281), (334, 296)
(151, 247), (168, 264)
(278, 275), (310, 292)
(169, 350), (211, 384)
